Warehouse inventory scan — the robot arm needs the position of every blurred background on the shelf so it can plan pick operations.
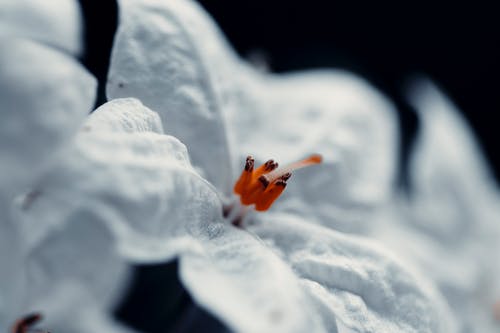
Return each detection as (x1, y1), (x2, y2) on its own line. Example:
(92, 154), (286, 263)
(78, 0), (499, 331)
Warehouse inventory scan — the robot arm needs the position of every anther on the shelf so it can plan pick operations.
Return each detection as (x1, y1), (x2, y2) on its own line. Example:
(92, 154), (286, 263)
(275, 180), (287, 187)
(234, 156), (255, 195)
(233, 154), (321, 212)
(258, 175), (270, 188)
(253, 159), (278, 179)
(245, 156), (254, 171)
(279, 172), (292, 182)
(264, 160), (278, 171)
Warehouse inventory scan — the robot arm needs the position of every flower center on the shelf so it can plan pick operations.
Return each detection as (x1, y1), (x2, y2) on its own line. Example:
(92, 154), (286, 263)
(233, 154), (322, 211)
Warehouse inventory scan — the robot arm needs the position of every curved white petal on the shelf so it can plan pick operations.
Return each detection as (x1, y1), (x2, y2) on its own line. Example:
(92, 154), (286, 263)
(3, 184), (129, 331)
(0, 37), (96, 197)
(0, 209), (25, 333)
(107, 0), (234, 193)
(86, 97), (164, 134)
(371, 79), (500, 332)
(0, 0), (83, 55)
(1, 217), (132, 333)
(28, 281), (138, 333)
(17, 98), (222, 262)
(252, 214), (457, 333)
(23, 213), (130, 313)
(179, 225), (328, 333)
(406, 78), (499, 237)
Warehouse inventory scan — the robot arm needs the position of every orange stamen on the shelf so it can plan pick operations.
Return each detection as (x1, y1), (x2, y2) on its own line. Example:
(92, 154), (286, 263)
(233, 154), (322, 211)
(234, 158), (278, 199)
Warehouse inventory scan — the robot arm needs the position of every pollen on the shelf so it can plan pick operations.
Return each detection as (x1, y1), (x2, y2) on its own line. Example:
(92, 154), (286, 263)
(233, 154), (322, 211)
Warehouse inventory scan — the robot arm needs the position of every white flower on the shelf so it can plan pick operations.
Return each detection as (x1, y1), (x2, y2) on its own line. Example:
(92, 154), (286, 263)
(18, 0), (456, 332)
(0, 2), (133, 332)
(371, 79), (500, 332)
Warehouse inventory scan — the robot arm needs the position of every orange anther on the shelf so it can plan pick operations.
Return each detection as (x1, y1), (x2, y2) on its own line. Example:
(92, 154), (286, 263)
(255, 179), (288, 211)
(253, 159), (278, 179)
(234, 156), (254, 195)
(233, 154), (322, 211)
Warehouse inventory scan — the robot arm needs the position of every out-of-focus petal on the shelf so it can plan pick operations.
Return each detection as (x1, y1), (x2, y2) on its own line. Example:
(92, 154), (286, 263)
(406, 78), (499, 235)
(252, 214), (457, 333)
(179, 225), (328, 333)
(22, 213), (130, 313)
(0, 0), (83, 55)
(107, 0), (233, 193)
(371, 78), (500, 332)
(0, 207), (25, 333)
(0, 37), (96, 197)
(28, 281), (138, 333)
(17, 98), (222, 262)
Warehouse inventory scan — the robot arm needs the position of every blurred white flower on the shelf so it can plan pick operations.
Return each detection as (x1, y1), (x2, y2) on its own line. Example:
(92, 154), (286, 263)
(16, 0), (457, 332)
(0, 2), (132, 332)
(372, 79), (500, 332)
(0, 0), (83, 56)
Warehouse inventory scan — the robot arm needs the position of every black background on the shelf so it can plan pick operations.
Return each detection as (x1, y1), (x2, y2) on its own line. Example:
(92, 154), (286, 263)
(78, 1), (499, 332)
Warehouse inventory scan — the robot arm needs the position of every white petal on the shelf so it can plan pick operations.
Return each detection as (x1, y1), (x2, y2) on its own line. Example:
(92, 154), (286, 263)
(107, 0), (233, 193)
(17, 98), (222, 263)
(0, 212), (25, 332)
(0, 0), (83, 55)
(230, 71), (399, 233)
(0, 37), (96, 197)
(179, 225), (328, 333)
(23, 212), (130, 313)
(406, 79), (499, 292)
(28, 281), (138, 333)
(251, 214), (457, 333)
(373, 78), (500, 332)
(407, 78), (499, 237)
(372, 204), (499, 333)
(86, 97), (164, 134)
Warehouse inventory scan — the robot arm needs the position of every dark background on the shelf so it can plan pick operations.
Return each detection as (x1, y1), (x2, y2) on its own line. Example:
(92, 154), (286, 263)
(78, 1), (499, 332)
